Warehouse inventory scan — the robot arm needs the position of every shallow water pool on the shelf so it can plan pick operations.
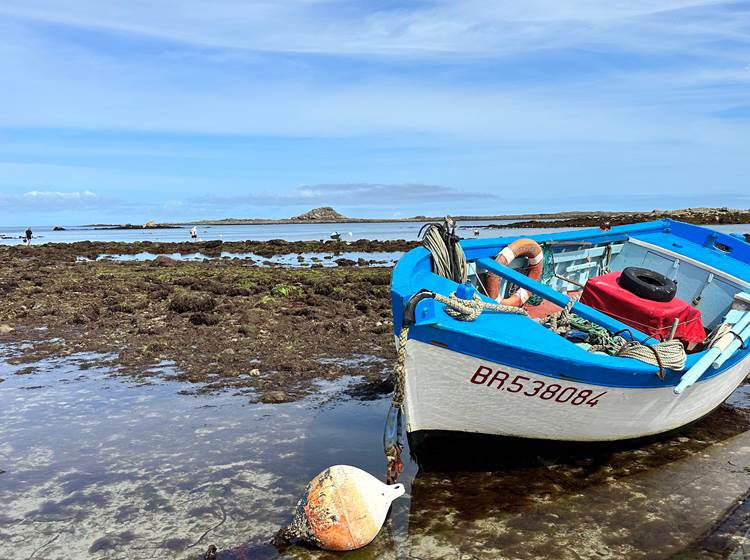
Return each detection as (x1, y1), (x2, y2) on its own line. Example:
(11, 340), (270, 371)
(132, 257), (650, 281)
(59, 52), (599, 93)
(2, 349), (750, 559)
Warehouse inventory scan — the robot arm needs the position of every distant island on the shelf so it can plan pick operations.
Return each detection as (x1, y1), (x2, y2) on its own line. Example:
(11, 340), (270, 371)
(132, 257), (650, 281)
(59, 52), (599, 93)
(180, 206), (750, 227)
(294, 206), (347, 221)
(88, 220), (183, 230)
(83, 206), (750, 229)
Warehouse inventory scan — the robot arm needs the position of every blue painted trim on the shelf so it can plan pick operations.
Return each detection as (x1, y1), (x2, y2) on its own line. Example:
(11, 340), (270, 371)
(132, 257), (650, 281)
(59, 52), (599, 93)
(630, 221), (750, 283)
(408, 318), (748, 389)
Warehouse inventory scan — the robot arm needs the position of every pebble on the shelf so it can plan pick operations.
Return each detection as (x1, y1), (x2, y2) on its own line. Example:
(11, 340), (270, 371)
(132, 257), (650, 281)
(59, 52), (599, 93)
(0, 324), (14, 334)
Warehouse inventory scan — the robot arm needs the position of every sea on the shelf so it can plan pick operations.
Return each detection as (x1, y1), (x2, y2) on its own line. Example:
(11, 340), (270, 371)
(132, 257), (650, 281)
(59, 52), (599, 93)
(1, 220), (749, 245)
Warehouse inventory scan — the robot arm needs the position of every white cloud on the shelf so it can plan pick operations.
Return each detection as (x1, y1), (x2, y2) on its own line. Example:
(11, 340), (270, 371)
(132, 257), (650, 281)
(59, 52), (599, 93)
(0, 189), (130, 213)
(23, 189), (97, 200)
(191, 182), (497, 208)
(0, 1), (741, 56)
(0, 1), (747, 142)
(0, 0), (747, 223)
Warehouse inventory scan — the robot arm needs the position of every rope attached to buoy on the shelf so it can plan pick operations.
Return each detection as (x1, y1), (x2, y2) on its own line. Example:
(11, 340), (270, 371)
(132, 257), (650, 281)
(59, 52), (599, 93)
(385, 291), (527, 483)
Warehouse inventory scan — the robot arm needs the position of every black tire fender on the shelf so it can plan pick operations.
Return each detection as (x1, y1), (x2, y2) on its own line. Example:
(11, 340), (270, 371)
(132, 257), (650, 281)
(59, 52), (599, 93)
(618, 267), (677, 302)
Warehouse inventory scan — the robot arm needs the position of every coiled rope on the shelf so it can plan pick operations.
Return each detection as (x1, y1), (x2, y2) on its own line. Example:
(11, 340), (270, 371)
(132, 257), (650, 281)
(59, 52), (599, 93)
(543, 297), (686, 377)
(433, 292), (527, 321)
(420, 217), (467, 284)
(615, 340), (686, 376)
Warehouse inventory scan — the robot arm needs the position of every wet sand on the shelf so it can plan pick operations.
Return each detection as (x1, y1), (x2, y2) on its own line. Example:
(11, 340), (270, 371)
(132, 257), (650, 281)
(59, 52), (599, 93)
(2, 351), (750, 559)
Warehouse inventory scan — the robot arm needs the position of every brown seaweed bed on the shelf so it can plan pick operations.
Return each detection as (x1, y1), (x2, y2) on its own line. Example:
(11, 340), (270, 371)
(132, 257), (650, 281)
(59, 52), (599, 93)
(0, 241), (406, 403)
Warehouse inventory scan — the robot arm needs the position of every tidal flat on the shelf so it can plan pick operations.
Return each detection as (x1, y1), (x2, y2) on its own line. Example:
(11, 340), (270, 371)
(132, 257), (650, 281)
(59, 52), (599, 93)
(0, 240), (403, 403)
(3, 240), (750, 559)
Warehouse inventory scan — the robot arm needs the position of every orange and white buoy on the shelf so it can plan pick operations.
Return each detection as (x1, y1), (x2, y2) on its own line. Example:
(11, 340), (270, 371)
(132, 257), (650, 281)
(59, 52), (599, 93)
(280, 465), (405, 551)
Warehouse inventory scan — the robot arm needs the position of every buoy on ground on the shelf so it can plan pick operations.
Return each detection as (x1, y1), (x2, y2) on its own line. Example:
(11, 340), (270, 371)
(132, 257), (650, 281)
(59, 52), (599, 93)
(276, 465), (405, 551)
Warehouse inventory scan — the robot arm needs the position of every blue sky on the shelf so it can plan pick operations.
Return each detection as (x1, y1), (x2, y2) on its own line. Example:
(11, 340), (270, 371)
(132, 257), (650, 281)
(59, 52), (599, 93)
(0, 1), (749, 225)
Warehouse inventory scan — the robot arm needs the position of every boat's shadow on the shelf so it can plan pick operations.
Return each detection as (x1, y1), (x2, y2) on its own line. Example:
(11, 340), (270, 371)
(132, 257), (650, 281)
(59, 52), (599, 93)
(409, 402), (750, 473)
(403, 403), (750, 558)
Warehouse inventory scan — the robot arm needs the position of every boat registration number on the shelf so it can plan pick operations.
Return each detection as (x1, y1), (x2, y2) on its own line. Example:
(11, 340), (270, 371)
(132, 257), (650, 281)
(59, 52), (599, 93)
(469, 366), (606, 407)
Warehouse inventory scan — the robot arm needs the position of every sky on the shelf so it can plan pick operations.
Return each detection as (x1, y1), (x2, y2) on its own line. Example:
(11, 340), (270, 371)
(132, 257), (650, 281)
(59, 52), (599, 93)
(0, 1), (749, 225)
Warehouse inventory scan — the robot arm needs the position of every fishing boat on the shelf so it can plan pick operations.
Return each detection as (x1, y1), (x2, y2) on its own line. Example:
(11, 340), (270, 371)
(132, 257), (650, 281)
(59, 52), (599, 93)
(389, 219), (750, 463)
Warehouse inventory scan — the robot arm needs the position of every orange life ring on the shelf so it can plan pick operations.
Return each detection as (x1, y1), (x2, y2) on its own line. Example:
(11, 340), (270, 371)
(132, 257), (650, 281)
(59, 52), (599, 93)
(485, 239), (544, 306)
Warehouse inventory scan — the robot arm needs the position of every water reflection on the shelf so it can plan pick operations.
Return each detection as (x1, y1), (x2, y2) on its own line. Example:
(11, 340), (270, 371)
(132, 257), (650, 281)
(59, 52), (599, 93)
(1, 351), (750, 559)
(76, 250), (403, 267)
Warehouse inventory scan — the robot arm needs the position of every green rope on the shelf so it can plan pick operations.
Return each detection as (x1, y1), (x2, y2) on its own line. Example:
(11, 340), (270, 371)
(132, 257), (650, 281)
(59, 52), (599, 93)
(542, 303), (686, 375)
(542, 296), (626, 355)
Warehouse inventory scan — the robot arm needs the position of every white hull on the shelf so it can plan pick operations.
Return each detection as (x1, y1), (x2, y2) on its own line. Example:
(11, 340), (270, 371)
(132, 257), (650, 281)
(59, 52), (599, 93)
(403, 340), (750, 441)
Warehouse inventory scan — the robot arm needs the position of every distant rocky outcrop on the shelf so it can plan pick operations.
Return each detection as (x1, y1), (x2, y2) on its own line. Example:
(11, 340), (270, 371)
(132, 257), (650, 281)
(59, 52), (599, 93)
(294, 207), (347, 221)
(484, 207), (750, 230)
(53, 226), (66, 231)
(144, 220), (158, 228)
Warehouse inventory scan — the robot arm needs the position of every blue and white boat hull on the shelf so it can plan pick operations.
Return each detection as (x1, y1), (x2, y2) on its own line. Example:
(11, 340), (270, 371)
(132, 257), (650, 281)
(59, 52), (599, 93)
(402, 339), (750, 442)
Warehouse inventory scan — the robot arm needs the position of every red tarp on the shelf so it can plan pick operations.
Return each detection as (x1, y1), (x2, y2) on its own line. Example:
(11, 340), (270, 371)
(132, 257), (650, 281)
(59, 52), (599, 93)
(579, 272), (705, 343)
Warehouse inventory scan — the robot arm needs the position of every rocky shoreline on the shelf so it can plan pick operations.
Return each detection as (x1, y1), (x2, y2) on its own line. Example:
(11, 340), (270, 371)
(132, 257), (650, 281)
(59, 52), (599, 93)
(65, 206), (750, 229)
(0, 243), (399, 402)
(1, 238), (418, 260)
(482, 207), (750, 229)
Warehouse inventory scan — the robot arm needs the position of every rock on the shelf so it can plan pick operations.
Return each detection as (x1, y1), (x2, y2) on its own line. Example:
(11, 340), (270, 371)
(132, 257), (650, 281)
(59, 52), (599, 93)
(261, 390), (289, 403)
(143, 220), (158, 228)
(335, 258), (356, 267)
(150, 255), (176, 267)
(203, 240), (223, 249)
(249, 368), (261, 376)
(169, 293), (216, 313)
(238, 324), (257, 336)
(0, 324), (14, 334)
(189, 312), (219, 326)
(53, 226), (66, 231)
(72, 306), (100, 324)
(294, 207), (347, 221)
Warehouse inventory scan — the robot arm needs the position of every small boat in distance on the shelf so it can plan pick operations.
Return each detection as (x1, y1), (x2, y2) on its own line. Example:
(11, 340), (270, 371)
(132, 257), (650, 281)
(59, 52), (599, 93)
(390, 220), (750, 462)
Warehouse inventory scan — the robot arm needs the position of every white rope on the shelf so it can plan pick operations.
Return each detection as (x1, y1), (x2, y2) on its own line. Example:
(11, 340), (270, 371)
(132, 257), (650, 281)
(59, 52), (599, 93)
(706, 321), (732, 348)
(433, 292), (527, 321)
(616, 339), (686, 375)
